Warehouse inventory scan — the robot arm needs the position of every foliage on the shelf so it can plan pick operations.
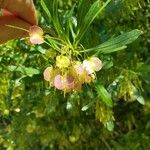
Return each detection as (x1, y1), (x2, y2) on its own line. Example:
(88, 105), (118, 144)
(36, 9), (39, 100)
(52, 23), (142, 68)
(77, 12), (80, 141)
(0, 0), (150, 149)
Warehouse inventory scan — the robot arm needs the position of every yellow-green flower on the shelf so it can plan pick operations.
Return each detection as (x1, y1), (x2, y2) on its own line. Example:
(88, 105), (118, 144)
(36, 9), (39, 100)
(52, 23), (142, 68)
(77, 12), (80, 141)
(56, 55), (70, 69)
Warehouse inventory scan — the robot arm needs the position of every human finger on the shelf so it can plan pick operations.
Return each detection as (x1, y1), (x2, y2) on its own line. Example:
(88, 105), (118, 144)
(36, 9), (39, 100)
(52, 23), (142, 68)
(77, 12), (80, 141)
(0, 15), (30, 44)
(2, 0), (37, 25)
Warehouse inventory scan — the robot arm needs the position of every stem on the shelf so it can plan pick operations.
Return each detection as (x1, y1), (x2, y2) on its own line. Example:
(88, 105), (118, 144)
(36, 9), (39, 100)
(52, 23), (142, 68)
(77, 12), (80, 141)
(44, 40), (61, 52)
(5, 24), (29, 32)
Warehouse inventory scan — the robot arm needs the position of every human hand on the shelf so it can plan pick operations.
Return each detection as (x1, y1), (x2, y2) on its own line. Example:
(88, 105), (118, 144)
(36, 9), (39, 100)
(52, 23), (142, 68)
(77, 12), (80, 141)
(0, 0), (37, 44)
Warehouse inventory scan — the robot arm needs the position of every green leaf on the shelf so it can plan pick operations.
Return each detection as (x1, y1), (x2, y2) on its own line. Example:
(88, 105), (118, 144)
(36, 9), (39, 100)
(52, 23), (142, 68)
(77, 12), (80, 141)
(81, 101), (95, 111)
(136, 96), (145, 105)
(77, 0), (91, 28)
(41, 0), (68, 41)
(82, 29), (143, 54)
(133, 87), (145, 105)
(76, 0), (111, 43)
(106, 121), (114, 131)
(64, 5), (76, 40)
(96, 85), (113, 107)
(52, 0), (63, 35)
(8, 65), (40, 77)
(41, 0), (52, 21)
(138, 65), (150, 72)
(45, 35), (61, 52)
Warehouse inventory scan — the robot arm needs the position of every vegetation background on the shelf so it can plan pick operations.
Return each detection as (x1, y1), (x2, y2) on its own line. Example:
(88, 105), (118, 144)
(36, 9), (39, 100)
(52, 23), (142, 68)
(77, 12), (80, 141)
(0, 0), (150, 149)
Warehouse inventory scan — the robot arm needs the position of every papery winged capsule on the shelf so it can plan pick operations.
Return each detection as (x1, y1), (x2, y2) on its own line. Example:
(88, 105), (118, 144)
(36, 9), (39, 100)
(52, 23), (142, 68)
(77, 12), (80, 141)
(54, 75), (64, 90)
(43, 66), (53, 81)
(73, 61), (84, 75)
(89, 57), (102, 71)
(29, 25), (44, 44)
(54, 74), (75, 91)
(83, 57), (102, 74)
(83, 60), (95, 75)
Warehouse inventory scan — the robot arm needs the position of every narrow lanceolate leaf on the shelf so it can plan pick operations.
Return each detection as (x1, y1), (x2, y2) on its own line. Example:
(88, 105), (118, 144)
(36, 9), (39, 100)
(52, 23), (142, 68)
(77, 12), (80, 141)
(96, 85), (113, 107)
(41, 0), (67, 41)
(77, 0), (92, 28)
(52, 0), (63, 35)
(41, 0), (52, 21)
(82, 29), (143, 54)
(76, 0), (111, 43)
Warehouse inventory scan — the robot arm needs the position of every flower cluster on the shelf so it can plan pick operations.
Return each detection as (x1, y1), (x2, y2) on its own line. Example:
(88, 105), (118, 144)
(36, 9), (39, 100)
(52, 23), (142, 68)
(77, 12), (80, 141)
(27, 26), (103, 92)
(43, 55), (102, 92)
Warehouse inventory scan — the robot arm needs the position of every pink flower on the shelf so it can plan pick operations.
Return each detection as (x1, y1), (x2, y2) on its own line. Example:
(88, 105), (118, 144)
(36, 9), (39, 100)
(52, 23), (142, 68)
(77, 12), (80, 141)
(54, 74), (75, 91)
(74, 62), (84, 75)
(43, 67), (53, 81)
(90, 57), (102, 71)
(54, 75), (64, 90)
(83, 60), (95, 74)
(29, 25), (44, 44)
(83, 57), (102, 74)
(65, 75), (75, 89)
